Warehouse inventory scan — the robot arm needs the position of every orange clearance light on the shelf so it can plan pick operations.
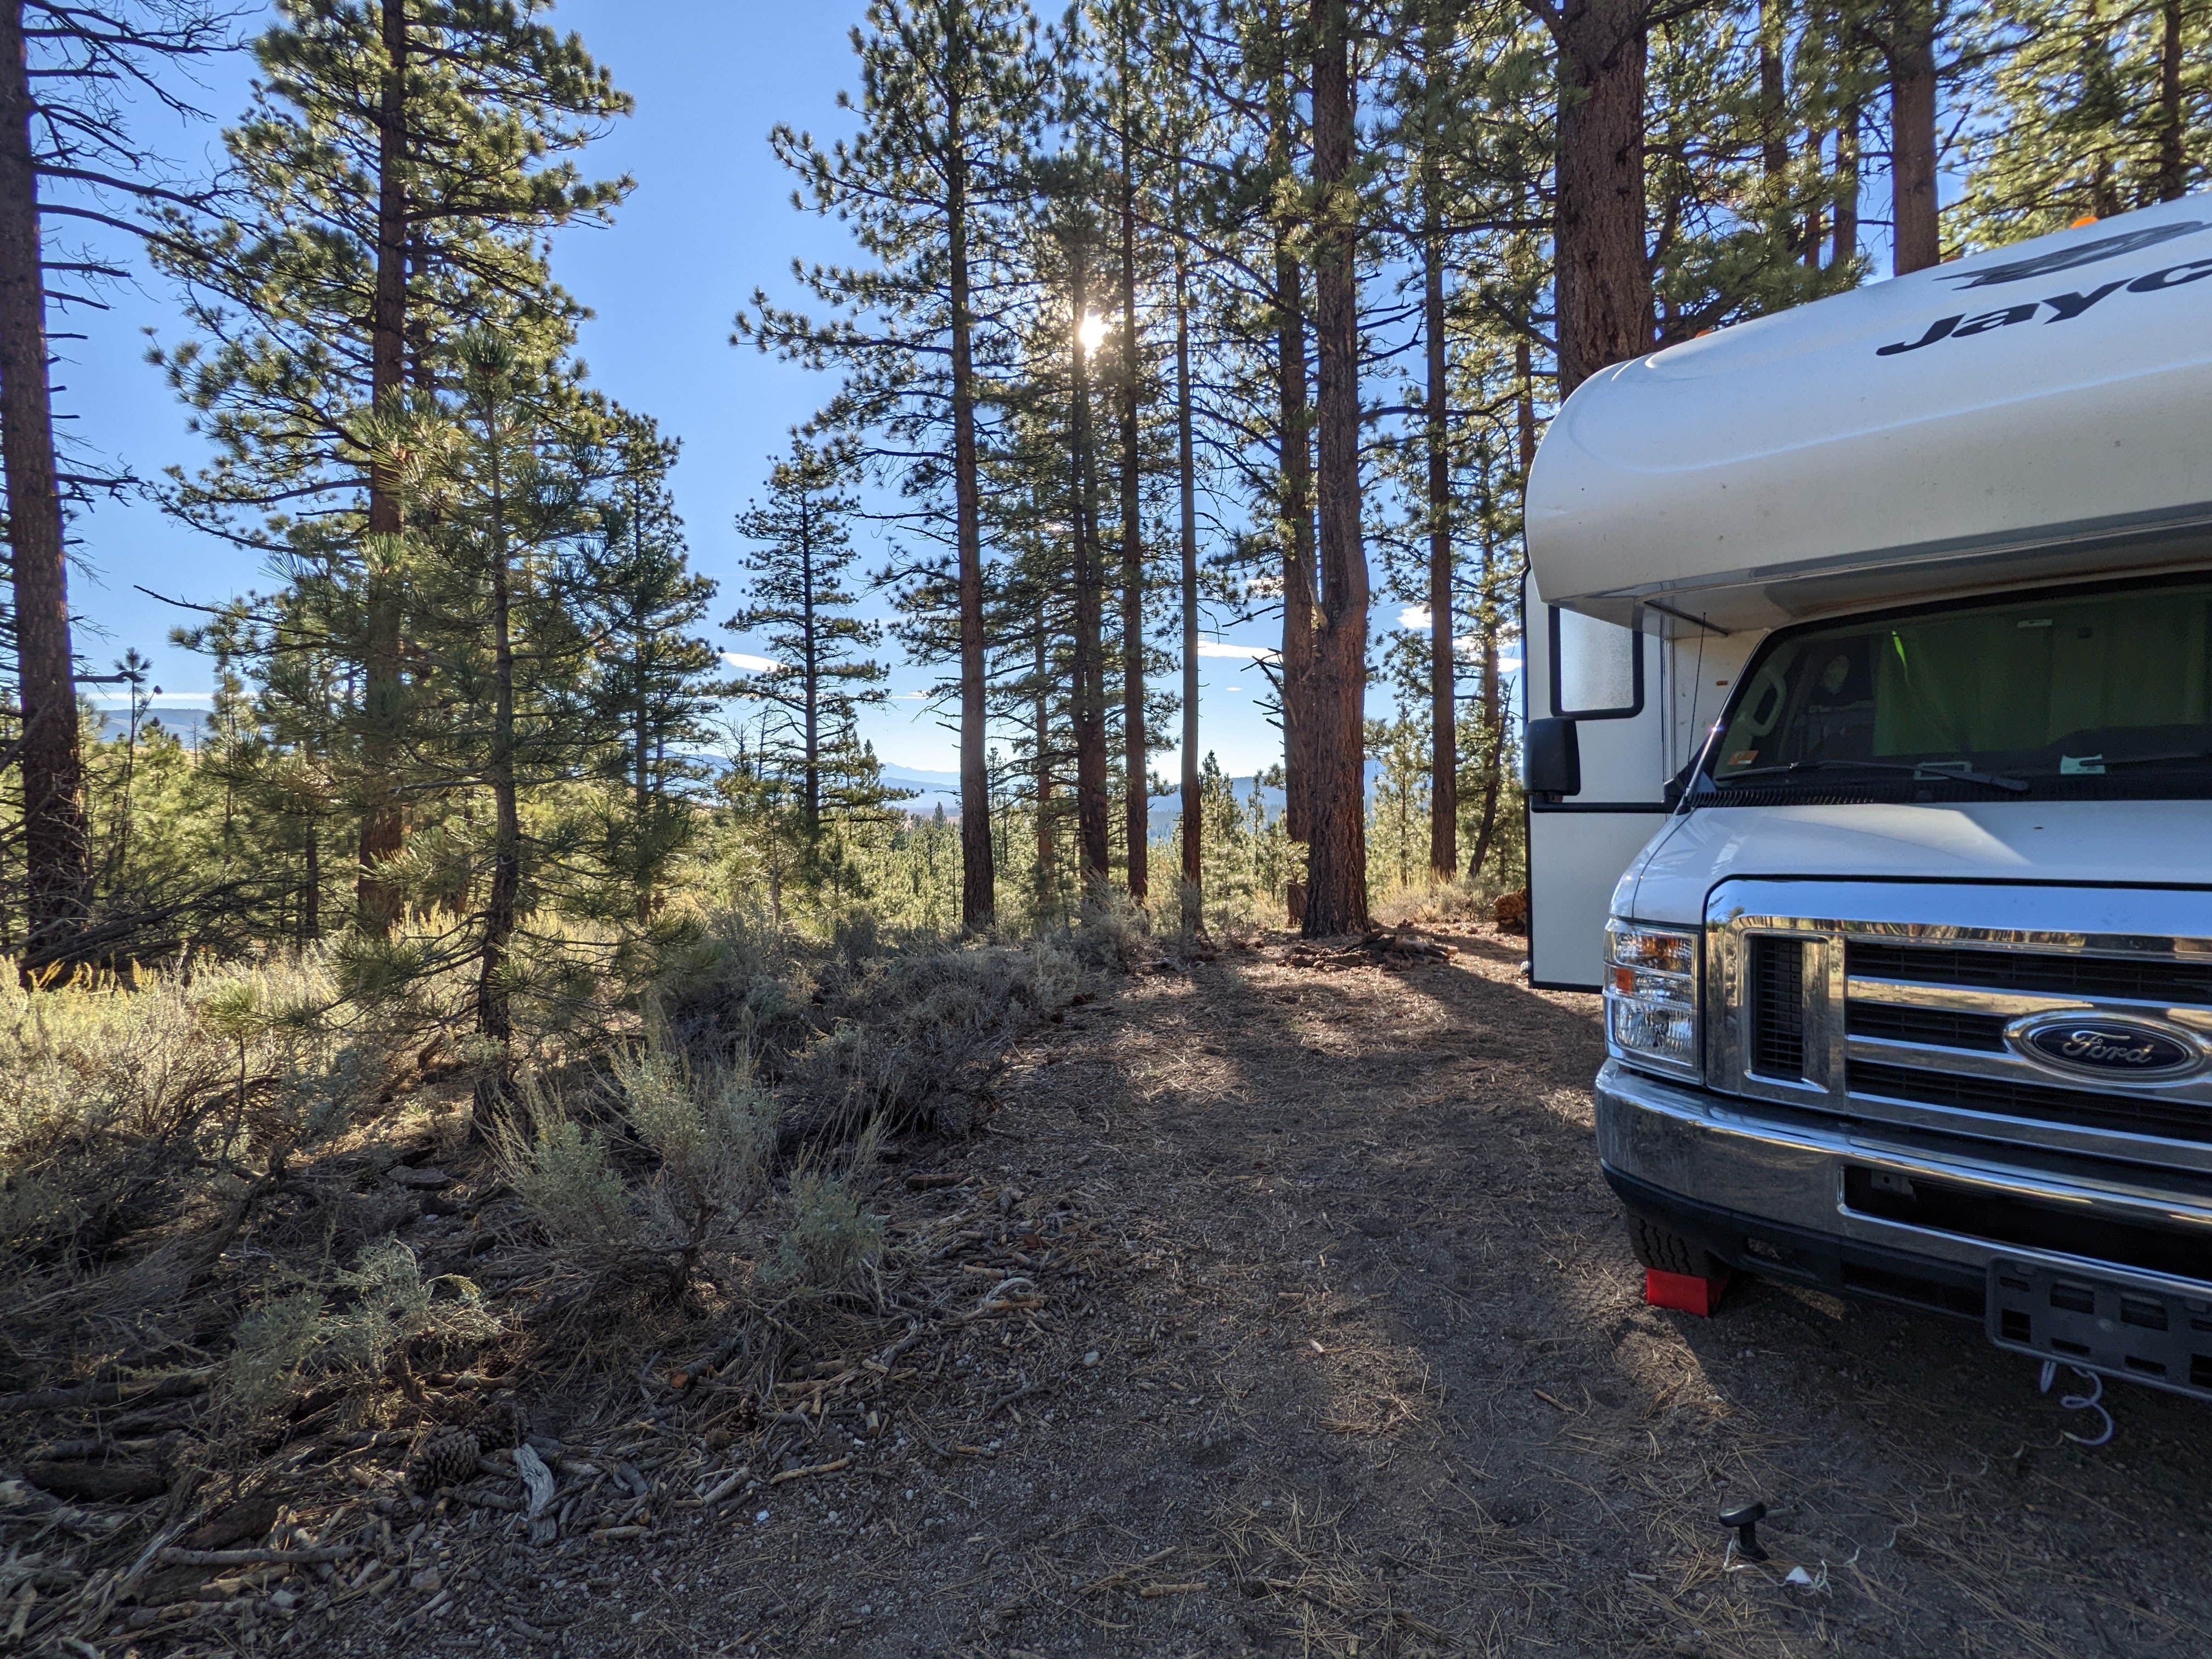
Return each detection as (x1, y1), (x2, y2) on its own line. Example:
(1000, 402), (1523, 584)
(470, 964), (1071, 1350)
(1610, 965), (1638, 995)
(2070, 214), (2099, 228)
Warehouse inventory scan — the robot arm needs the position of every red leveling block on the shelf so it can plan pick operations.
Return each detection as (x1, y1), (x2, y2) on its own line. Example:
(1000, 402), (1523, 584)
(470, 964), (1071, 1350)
(1645, 1266), (1730, 1316)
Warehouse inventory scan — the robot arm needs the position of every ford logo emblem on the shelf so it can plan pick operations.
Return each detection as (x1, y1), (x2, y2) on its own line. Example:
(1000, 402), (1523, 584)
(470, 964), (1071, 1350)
(2008, 1014), (2205, 1081)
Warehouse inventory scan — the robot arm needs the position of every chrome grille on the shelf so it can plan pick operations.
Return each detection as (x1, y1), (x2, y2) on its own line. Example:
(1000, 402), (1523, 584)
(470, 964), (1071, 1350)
(1707, 881), (2212, 1173)
(1844, 1003), (2006, 1052)
(1848, 940), (2212, 1006)
(1848, 1060), (2212, 1147)
(1748, 936), (1807, 1077)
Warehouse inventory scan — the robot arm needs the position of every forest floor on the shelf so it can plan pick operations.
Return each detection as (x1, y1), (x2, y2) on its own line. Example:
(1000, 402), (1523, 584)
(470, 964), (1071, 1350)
(177, 923), (2212, 1659)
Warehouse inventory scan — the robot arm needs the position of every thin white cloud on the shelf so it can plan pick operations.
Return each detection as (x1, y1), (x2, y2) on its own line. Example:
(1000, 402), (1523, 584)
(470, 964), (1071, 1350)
(1197, 640), (1279, 662)
(1448, 637), (1524, 674)
(1398, 605), (1431, 631)
(721, 651), (786, 674)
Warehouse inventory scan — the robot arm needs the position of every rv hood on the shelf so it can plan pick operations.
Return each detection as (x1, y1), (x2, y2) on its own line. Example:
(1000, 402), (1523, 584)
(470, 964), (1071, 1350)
(1617, 799), (2212, 928)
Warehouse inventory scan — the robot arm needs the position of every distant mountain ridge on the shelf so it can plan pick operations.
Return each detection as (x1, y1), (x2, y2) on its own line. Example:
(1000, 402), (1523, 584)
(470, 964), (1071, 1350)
(90, 727), (1374, 842)
(880, 760), (1389, 839)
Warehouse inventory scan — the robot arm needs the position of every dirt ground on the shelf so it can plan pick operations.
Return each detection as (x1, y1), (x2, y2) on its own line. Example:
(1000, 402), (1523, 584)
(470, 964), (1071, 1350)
(276, 924), (2212, 1658)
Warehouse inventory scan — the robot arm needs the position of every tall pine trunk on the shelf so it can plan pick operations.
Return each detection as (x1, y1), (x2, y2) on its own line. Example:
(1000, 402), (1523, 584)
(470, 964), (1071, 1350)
(1068, 241), (1111, 887)
(1175, 222), (1201, 928)
(1420, 13), (1455, 884)
(1551, 0), (1652, 395)
(0, 0), (88, 962)
(1302, 0), (1369, 938)
(1759, 0), (1787, 183)
(302, 820), (320, 940)
(799, 493), (822, 853)
(357, 0), (410, 930)
(1832, 97), (1860, 266)
(1277, 247), (1316, 852)
(1270, 23), (1315, 855)
(1888, 0), (1939, 275)
(1470, 343), (1535, 883)
(2155, 0), (2185, 201)
(1034, 606), (1055, 913)
(946, 95), (994, 930)
(1118, 155), (1147, 902)
(475, 447), (520, 1127)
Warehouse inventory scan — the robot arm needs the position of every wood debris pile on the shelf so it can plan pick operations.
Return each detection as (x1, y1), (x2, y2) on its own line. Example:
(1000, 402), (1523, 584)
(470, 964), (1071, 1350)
(1283, 924), (1458, 972)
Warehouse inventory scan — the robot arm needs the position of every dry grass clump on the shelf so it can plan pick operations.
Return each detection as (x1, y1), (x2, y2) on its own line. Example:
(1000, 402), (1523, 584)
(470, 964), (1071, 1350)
(496, 1025), (844, 1307)
(222, 1239), (503, 1420)
(656, 910), (1088, 1141)
(1371, 874), (1511, 928)
(0, 953), (399, 1388)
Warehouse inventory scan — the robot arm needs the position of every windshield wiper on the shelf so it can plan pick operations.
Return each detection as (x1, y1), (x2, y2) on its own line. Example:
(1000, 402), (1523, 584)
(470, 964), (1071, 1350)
(2053, 749), (2212, 773)
(1713, 758), (2031, 794)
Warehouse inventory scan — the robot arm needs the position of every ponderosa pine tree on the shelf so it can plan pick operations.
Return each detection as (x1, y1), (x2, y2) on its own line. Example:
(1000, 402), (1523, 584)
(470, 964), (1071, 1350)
(1263, 0), (1319, 856)
(582, 416), (721, 926)
(1061, 221), (1114, 889)
(727, 441), (898, 881)
(1, 0), (225, 962)
(1528, 0), (1652, 394)
(1301, 0), (1369, 936)
(741, 0), (1047, 932)
(1074, 0), (1165, 904)
(391, 331), (602, 1114)
(154, 0), (630, 931)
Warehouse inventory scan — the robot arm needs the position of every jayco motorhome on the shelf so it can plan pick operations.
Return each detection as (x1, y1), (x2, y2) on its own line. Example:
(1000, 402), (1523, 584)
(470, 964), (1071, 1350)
(1521, 194), (2212, 1397)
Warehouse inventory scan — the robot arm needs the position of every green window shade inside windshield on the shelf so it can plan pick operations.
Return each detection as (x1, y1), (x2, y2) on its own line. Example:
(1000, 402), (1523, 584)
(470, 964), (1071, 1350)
(1717, 582), (2212, 779)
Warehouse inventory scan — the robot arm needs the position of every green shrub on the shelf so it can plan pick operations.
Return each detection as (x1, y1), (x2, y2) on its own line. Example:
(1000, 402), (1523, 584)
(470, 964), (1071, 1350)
(765, 1171), (883, 1290)
(223, 1240), (501, 1418)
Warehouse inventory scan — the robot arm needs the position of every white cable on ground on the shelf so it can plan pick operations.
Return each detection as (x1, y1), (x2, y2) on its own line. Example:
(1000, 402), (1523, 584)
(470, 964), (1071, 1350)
(2037, 1360), (2115, 1447)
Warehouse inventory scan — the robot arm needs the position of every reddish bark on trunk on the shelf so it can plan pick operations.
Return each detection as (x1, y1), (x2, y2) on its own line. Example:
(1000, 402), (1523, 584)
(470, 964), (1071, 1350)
(2155, 0), (2186, 201)
(1174, 228), (1201, 926)
(1068, 240), (1111, 888)
(1421, 119), (1456, 884)
(1118, 159), (1147, 902)
(1550, 0), (1652, 396)
(356, 0), (411, 930)
(1302, 0), (1369, 939)
(0, 0), (88, 961)
(1888, 0), (1940, 275)
(947, 98), (995, 929)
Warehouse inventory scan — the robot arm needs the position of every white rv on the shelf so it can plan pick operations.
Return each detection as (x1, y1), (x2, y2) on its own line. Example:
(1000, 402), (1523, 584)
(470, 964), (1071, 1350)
(1522, 195), (2212, 1397)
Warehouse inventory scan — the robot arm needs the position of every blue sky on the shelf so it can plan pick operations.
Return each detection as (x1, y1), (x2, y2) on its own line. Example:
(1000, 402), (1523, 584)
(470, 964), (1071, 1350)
(62, 1), (1451, 778)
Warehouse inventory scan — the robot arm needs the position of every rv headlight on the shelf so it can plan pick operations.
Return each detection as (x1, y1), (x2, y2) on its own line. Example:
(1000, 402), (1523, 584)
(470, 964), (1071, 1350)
(1604, 920), (1701, 1081)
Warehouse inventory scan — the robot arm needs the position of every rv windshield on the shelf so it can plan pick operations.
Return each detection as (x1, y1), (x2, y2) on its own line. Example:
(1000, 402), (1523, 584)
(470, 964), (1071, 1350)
(1705, 579), (2212, 800)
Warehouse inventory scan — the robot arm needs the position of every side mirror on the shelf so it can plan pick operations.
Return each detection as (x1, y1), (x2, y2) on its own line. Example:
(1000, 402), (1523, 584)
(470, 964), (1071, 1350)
(1523, 717), (1581, 799)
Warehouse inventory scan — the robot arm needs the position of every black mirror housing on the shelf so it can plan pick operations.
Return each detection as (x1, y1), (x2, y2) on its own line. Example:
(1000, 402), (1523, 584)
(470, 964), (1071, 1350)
(1524, 717), (1581, 799)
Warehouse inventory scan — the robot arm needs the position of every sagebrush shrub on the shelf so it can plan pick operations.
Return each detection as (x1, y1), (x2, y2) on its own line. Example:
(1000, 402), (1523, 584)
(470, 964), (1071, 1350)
(223, 1240), (501, 1418)
(766, 1171), (882, 1290)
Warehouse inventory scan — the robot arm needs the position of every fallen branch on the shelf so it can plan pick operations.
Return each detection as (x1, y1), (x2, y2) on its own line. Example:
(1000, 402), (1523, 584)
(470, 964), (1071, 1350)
(1082, 1548), (1177, 1594)
(768, 1455), (851, 1486)
(159, 1544), (357, 1568)
(0, 1372), (210, 1416)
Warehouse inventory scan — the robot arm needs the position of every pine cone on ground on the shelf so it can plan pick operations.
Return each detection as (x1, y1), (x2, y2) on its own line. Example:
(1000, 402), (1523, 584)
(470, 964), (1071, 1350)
(406, 1426), (480, 1492)
(464, 1396), (526, 1451)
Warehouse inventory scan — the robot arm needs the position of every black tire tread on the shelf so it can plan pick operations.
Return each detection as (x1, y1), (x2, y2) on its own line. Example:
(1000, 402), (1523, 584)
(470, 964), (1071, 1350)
(1627, 1214), (1719, 1279)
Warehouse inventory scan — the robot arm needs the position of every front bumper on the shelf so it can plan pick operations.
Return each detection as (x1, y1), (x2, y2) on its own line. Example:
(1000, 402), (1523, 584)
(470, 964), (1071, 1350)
(1596, 1059), (2212, 1321)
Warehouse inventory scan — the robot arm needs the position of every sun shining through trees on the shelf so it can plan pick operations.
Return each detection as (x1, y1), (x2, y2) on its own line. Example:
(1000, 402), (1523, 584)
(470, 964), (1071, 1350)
(8, 0), (2205, 963)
